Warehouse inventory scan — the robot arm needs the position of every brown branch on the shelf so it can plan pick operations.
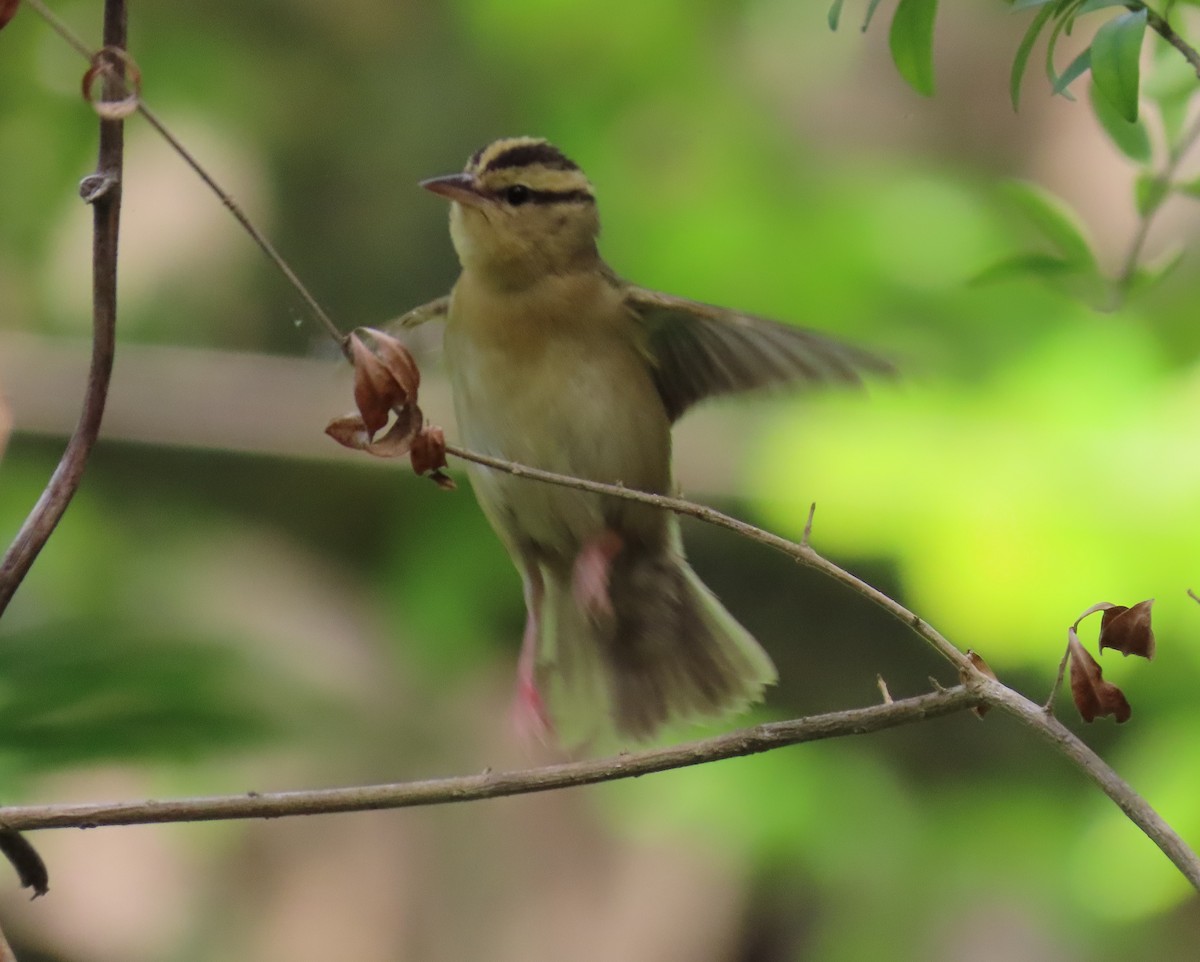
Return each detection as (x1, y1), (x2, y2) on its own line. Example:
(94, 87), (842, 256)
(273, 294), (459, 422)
(987, 678), (1200, 889)
(0, 3), (127, 617)
(437, 446), (1200, 888)
(0, 687), (981, 831)
(444, 444), (973, 673)
(1141, 5), (1200, 79)
(22, 0), (349, 357)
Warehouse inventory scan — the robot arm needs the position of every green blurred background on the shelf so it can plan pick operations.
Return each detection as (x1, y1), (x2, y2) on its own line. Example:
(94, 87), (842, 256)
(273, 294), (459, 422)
(2, 0), (1199, 959)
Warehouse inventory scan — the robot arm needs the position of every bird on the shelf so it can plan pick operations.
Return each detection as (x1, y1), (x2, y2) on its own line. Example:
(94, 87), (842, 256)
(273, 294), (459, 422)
(397, 136), (890, 743)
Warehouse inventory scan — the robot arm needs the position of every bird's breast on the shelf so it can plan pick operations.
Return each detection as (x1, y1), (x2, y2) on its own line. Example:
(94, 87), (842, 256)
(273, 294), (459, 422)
(444, 272), (671, 557)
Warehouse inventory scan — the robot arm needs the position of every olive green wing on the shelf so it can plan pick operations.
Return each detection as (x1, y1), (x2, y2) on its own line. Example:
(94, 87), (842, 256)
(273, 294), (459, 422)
(623, 286), (894, 423)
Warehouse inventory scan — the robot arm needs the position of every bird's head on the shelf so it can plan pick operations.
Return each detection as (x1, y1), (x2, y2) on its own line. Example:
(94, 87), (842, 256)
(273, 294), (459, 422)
(421, 137), (600, 289)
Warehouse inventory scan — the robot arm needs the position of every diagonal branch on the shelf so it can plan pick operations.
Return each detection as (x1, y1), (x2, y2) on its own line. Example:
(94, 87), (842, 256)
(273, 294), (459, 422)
(444, 444), (972, 672)
(989, 680), (1200, 889)
(441, 445), (1200, 889)
(1141, 5), (1200, 79)
(0, 4), (127, 617)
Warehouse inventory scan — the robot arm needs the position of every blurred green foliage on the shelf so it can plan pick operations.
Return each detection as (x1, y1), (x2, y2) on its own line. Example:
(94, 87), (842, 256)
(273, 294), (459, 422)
(1, 0), (1199, 959)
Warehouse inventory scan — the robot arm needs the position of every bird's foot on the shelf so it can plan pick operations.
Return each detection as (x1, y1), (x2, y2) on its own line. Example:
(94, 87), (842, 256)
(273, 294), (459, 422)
(572, 530), (623, 620)
(510, 673), (554, 745)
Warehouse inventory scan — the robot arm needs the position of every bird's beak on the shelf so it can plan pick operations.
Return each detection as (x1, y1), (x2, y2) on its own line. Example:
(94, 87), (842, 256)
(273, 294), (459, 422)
(420, 173), (489, 209)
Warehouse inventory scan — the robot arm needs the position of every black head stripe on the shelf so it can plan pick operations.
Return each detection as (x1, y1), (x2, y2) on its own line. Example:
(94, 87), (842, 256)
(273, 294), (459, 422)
(519, 188), (595, 205)
(484, 141), (579, 174)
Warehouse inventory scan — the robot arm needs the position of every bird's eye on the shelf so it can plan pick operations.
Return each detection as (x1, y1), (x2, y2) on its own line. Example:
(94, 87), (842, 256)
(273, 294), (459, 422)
(503, 184), (531, 206)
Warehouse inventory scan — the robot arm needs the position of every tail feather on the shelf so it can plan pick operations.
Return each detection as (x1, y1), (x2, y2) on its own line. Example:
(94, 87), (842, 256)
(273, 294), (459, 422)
(542, 550), (776, 742)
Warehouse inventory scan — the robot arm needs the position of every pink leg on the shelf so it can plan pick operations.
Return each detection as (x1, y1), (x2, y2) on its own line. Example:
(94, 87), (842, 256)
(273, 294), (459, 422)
(571, 529), (624, 620)
(510, 562), (553, 743)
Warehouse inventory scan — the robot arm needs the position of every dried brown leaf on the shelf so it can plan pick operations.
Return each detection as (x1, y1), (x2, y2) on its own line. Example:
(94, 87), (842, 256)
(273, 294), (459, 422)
(361, 406), (422, 458)
(1068, 629), (1131, 723)
(351, 334), (403, 432)
(1098, 599), (1155, 660)
(0, 0), (19, 32)
(411, 426), (456, 489)
(410, 425), (447, 474)
(364, 327), (421, 397)
(324, 413), (373, 451)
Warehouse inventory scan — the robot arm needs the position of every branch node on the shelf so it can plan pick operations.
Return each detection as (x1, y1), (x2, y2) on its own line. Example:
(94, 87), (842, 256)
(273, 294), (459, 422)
(82, 46), (142, 120)
(876, 674), (894, 704)
(79, 172), (119, 203)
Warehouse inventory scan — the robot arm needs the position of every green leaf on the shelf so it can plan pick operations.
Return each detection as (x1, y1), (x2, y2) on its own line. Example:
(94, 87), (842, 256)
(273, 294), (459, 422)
(1178, 176), (1200, 200)
(1011, 3), (1056, 110)
(1010, 0), (1056, 9)
(1076, 0), (1129, 13)
(828, 0), (845, 30)
(970, 252), (1081, 285)
(1090, 9), (1147, 122)
(1088, 80), (1152, 161)
(1134, 172), (1169, 215)
(1043, 2), (1087, 101)
(1052, 47), (1092, 96)
(1002, 180), (1098, 268)
(889, 0), (938, 96)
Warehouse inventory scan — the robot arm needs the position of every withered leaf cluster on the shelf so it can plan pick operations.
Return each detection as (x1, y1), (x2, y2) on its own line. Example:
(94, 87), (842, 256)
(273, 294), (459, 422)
(1067, 599), (1155, 724)
(325, 328), (454, 489)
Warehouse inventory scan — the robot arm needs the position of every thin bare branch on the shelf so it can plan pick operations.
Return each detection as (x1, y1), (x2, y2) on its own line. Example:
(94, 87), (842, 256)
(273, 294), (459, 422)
(1142, 5), (1200, 79)
(986, 678), (1200, 889)
(0, 4), (127, 616)
(0, 687), (981, 831)
(444, 444), (974, 673)
(22, 0), (349, 357)
(436, 445), (1200, 886)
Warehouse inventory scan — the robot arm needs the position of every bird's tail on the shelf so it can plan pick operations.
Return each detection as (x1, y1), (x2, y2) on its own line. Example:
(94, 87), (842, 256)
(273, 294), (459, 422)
(542, 549), (777, 742)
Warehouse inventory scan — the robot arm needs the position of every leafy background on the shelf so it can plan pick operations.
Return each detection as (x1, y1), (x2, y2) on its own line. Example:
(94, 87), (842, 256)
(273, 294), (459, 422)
(1, 0), (1199, 959)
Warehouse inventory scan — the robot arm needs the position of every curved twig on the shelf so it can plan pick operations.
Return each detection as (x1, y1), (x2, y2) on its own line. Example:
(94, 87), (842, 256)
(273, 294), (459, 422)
(0, 3), (127, 616)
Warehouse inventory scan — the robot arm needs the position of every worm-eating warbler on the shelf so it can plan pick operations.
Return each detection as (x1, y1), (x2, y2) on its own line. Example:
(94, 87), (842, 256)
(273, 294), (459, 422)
(400, 137), (889, 742)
